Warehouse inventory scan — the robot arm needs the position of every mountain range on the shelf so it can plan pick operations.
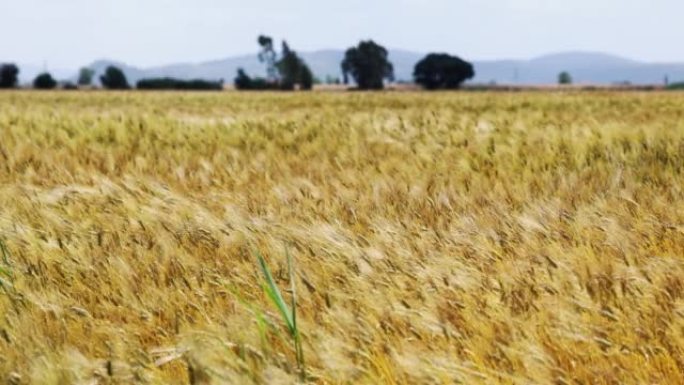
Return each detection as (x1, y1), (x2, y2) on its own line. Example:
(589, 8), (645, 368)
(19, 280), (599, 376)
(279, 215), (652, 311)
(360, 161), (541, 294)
(16, 50), (684, 85)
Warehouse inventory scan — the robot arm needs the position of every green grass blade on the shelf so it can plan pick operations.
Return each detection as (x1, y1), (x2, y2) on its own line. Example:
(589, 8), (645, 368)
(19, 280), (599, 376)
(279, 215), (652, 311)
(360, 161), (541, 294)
(0, 265), (11, 279)
(226, 284), (281, 335)
(256, 251), (295, 335)
(286, 248), (297, 335)
(255, 248), (305, 378)
(286, 247), (305, 374)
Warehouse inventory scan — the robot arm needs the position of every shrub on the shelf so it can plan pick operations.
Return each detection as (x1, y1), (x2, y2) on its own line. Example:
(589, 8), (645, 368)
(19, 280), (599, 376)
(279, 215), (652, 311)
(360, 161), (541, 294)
(234, 68), (277, 90)
(136, 78), (223, 90)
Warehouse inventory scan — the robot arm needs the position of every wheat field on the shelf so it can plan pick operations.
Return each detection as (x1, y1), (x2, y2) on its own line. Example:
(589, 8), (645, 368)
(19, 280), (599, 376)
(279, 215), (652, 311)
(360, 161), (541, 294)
(1, 91), (684, 384)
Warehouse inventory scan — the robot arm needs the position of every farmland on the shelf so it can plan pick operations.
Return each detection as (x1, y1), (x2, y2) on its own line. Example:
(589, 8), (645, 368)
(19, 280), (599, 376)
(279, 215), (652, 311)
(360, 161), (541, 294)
(1, 91), (684, 384)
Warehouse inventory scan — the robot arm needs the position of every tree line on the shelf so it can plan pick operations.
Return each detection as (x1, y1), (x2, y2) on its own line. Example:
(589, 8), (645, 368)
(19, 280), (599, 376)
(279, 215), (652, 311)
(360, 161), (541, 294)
(0, 37), (479, 91)
(235, 37), (475, 91)
(0, 65), (224, 91)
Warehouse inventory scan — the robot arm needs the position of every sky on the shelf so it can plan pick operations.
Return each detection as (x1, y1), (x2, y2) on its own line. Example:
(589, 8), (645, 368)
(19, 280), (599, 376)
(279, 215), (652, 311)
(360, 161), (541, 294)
(1, 0), (682, 69)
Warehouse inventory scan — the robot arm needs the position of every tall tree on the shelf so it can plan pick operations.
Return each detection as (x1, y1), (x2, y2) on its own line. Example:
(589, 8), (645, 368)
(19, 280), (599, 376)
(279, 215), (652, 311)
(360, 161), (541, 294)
(100, 66), (130, 89)
(238, 37), (314, 91)
(276, 41), (314, 90)
(341, 40), (394, 90)
(258, 35), (278, 83)
(78, 67), (95, 86)
(413, 53), (475, 90)
(0, 63), (20, 89)
(299, 65), (313, 91)
(558, 71), (572, 85)
(33, 72), (57, 89)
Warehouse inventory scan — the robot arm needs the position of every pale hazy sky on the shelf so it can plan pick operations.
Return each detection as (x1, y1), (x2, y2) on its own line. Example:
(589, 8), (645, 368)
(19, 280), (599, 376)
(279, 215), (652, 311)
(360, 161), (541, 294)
(1, 0), (682, 69)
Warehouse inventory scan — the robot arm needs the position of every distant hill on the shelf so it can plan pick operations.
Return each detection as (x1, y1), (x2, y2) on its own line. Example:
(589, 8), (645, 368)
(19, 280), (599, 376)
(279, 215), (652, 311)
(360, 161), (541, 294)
(84, 51), (349, 85)
(475, 52), (682, 85)
(74, 51), (684, 86)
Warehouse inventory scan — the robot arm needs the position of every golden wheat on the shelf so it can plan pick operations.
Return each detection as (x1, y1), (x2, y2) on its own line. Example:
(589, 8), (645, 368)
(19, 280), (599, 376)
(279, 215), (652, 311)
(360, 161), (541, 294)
(0, 90), (683, 384)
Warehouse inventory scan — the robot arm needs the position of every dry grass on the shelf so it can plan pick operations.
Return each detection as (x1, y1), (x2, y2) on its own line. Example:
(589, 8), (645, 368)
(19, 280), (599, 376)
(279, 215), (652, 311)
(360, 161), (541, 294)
(1, 90), (684, 384)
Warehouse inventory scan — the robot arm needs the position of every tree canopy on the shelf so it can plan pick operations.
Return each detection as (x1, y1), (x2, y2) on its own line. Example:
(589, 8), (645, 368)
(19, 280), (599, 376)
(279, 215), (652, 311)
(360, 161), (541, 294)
(33, 72), (57, 89)
(258, 35), (278, 82)
(277, 41), (313, 90)
(100, 66), (130, 89)
(0, 63), (19, 89)
(236, 36), (314, 91)
(413, 53), (474, 90)
(341, 40), (394, 90)
(78, 68), (95, 86)
(558, 71), (572, 85)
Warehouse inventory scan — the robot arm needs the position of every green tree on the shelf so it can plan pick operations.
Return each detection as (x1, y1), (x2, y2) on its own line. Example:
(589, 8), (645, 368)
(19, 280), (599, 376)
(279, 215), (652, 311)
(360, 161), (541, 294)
(413, 53), (475, 90)
(237, 37), (314, 91)
(33, 72), (57, 89)
(558, 71), (572, 85)
(258, 35), (278, 83)
(341, 40), (394, 90)
(276, 41), (314, 90)
(100, 66), (130, 89)
(300, 65), (313, 90)
(78, 67), (95, 86)
(0, 63), (19, 89)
